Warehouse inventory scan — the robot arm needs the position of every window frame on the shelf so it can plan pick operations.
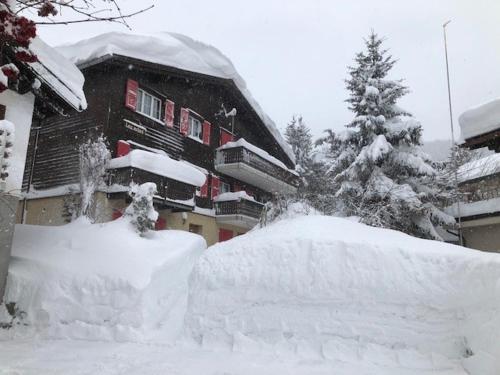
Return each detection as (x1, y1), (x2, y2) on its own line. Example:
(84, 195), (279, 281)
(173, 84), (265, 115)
(136, 88), (163, 122)
(220, 182), (231, 194)
(188, 115), (203, 142)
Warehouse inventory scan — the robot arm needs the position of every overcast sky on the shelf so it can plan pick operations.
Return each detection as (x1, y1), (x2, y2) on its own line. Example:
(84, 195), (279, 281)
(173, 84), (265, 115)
(36, 0), (500, 142)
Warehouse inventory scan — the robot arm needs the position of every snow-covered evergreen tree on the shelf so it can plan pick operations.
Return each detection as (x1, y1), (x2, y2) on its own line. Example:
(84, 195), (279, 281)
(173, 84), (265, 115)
(285, 115), (313, 170)
(78, 136), (110, 218)
(327, 32), (455, 240)
(125, 182), (159, 236)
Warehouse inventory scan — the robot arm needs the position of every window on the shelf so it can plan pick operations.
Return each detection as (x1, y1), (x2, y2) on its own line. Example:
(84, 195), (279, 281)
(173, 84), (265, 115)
(136, 89), (162, 121)
(189, 224), (203, 235)
(188, 116), (203, 140)
(220, 182), (231, 194)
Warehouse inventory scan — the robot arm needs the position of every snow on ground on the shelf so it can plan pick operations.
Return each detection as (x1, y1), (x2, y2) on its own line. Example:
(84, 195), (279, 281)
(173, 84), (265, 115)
(1, 215), (500, 374)
(186, 216), (500, 375)
(1, 218), (205, 343)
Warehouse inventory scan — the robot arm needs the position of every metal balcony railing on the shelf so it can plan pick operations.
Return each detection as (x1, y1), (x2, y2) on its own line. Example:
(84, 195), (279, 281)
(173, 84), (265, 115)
(215, 198), (264, 220)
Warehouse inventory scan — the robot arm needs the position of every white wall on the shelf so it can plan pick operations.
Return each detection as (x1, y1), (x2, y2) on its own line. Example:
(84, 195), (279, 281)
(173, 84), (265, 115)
(0, 90), (35, 195)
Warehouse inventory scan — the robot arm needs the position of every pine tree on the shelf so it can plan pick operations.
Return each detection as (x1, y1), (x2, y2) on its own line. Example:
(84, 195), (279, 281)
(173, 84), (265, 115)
(285, 115), (313, 170)
(125, 182), (159, 236)
(327, 32), (455, 240)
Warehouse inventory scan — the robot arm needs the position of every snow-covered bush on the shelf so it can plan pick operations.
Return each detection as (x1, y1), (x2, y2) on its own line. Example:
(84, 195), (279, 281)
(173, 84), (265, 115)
(324, 32), (455, 240)
(125, 182), (159, 236)
(78, 136), (110, 218)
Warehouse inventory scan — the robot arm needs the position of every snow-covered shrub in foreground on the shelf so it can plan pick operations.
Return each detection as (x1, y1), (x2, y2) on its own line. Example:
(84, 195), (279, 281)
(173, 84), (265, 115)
(2, 218), (206, 342)
(125, 182), (158, 236)
(186, 215), (500, 375)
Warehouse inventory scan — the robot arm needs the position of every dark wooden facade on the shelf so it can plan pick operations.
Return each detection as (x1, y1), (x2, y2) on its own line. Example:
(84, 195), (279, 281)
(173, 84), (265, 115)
(22, 55), (296, 212)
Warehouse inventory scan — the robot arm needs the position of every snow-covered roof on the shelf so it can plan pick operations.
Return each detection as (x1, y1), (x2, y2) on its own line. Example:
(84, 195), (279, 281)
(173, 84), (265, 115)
(214, 191), (257, 203)
(57, 32), (294, 164)
(459, 97), (500, 140)
(446, 196), (500, 218)
(28, 37), (87, 111)
(457, 153), (500, 183)
(217, 138), (298, 175)
(107, 150), (206, 187)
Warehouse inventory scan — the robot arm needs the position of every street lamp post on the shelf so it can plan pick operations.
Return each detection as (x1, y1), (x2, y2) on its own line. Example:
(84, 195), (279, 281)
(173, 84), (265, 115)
(443, 20), (464, 246)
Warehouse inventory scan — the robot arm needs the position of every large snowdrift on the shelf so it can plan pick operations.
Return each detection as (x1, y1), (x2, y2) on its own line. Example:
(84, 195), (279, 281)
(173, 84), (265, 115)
(57, 32), (294, 163)
(2, 218), (205, 342)
(459, 97), (500, 140)
(186, 216), (500, 375)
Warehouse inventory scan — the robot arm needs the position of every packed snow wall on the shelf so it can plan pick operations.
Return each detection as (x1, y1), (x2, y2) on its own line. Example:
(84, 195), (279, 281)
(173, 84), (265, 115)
(185, 216), (500, 375)
(2, 218), (206, 342)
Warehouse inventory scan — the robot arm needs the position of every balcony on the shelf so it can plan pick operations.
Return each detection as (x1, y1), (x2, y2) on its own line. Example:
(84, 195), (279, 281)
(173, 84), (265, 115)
(214, 192), (265, 229)
(106, 150), (206, 211)
(215, 139), (299, 194)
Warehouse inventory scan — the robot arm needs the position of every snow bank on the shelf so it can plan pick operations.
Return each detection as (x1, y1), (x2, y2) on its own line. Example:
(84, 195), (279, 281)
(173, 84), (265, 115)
(459, 97), (500, 140)
(57, 32), (294, 163)
(108, 149), (206, 187)
(2, 218), (206, 342)
(186, 216), (500, 375)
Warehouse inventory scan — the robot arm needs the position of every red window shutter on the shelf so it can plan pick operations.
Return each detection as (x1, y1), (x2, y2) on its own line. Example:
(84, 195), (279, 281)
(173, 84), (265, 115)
(202, 120), (211, 145)
(155, 217), (167, 230)
(125, 79), (139, 110)
(180, 108), (189, 136)
(211, 175), (220, 200)
(200, 177), (209, 198)
(112, 209), (123, 220)
(164, 99), (175, 128)
(116, 140), (131, 157)
(220, 129), (234, 146)
(218, 228), (233, 242)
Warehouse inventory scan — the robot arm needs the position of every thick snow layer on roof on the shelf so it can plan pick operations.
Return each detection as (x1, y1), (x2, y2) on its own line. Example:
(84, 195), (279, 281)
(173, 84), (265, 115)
(457, 153), (500, 183)
(214, 191), (257, 203)
(218, 138), (298, 174)
(3, 218), (205, 341)
(459, 97), (500, 140)
(28, 37), (87, 110)
(186, 215), (500, 374)
(108, 150), (206, 187)
(57, 32), (294, 163)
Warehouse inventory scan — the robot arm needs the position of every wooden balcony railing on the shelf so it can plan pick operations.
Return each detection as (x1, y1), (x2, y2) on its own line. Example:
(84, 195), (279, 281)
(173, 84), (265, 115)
(216, 146), (299, 188)
(215, 198), (264, 220)
(108, 167), (196, 204)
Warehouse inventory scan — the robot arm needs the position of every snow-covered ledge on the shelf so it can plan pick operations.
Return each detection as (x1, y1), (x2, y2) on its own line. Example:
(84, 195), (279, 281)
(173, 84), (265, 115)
(214, 191), (260, 204)
(107, 150), (206, 187)
(459, 97), (500, 141)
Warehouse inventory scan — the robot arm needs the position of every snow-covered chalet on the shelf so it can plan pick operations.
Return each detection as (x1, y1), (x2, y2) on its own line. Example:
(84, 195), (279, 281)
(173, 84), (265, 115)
(19, 32), (298, 245)
(450, 97), (500, 252)
(0, 36), (86, 298)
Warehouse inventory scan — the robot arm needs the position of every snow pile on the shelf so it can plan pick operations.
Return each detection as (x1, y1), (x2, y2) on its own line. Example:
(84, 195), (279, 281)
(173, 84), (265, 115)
(457, 153), (500, 183)
(108, 149), (206, 187)
(186, 216), (500, 375)
(217, 138), (298, 174)
(57, 32), (294, 163)
(459, 97), (500, 140)
(28, 37), (87, 110)
(2, 218), (206, 342)
(214, 191), (256, 203)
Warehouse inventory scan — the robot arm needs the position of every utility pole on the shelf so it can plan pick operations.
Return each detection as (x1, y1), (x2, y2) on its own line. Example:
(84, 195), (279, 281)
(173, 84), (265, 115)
(443, 20), (464, 246)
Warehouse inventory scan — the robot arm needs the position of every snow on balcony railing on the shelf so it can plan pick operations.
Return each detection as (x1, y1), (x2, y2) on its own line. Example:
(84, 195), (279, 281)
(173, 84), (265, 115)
(213, 191), (258, 203)
(446, 196), (500, 219)
(107, 150), (206, 187)
(457, 153), (500, 184)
